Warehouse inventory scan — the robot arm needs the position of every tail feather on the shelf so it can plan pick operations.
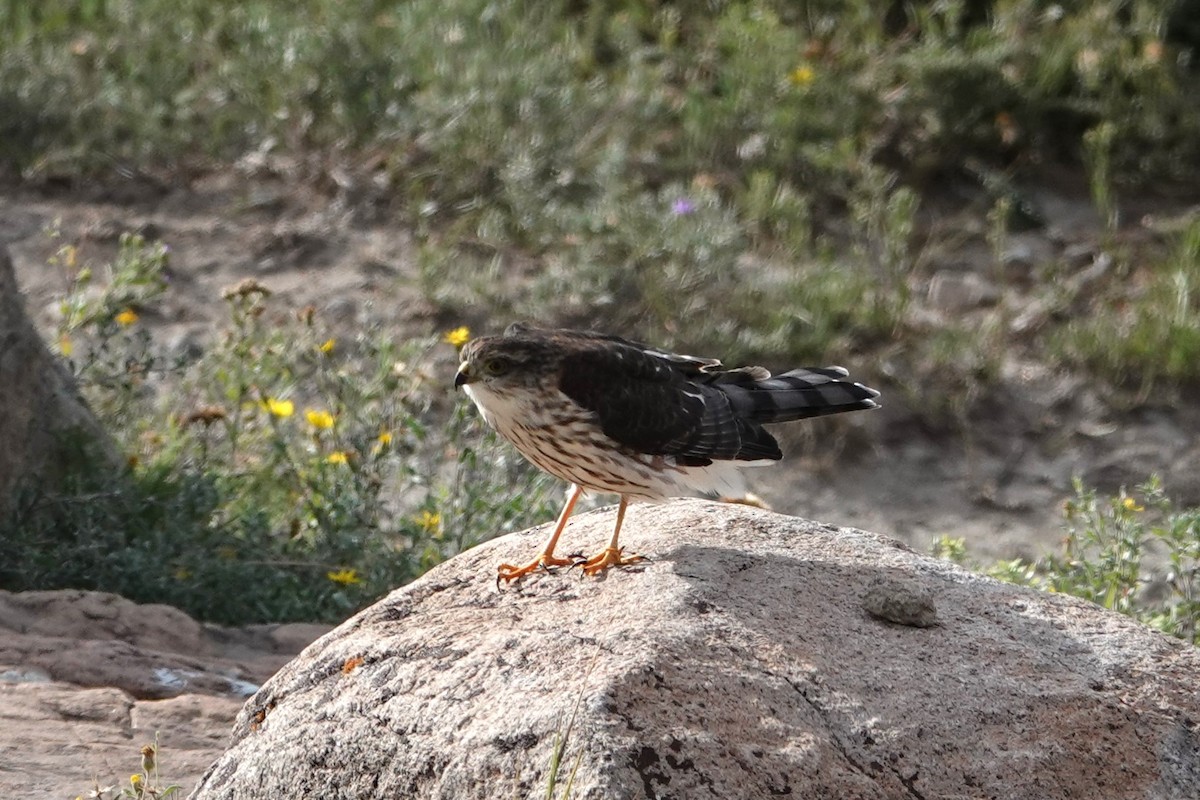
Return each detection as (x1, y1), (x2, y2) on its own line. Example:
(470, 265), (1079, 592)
(716, 367), (880, 425)
(661, 366), (880, 464)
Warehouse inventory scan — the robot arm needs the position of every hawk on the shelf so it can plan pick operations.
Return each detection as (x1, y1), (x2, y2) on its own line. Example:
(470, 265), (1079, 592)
(454, 323), (880, 583)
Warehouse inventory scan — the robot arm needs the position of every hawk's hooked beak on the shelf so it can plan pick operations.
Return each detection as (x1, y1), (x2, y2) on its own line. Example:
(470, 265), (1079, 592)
(454, 362), (471, 389)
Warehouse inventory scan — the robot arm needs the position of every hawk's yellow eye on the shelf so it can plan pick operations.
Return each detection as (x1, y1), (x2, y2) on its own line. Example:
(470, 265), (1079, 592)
(482, 357), (510, 376)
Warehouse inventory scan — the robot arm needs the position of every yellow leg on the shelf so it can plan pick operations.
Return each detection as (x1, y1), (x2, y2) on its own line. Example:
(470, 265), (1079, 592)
(579, 497), (646, 576)
(497, 484), (584, 583)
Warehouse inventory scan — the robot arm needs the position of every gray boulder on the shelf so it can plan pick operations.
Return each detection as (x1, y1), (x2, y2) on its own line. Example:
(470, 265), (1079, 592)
(0, 248), (120, 521)
(190, 499), (1200, 799)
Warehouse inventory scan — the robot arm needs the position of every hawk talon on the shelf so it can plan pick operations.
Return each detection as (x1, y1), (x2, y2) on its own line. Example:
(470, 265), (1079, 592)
(496, 553), (574, 587)
(576, 546), (647, 577)
(568, 547), (651, 570)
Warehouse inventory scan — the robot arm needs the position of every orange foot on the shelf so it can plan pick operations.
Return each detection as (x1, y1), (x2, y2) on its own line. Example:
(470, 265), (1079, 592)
(577, 547), (647, 577)
(496, 553), (574, 585)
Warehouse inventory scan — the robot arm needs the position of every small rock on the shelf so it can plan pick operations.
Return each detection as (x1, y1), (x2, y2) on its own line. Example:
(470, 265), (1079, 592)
(927, 270), (1000, 312)
(1063, 242), (1096, 267)
(862, 576), (940, 627)
(167, 327), (207, 363)
(1010, 297), (1051, 335)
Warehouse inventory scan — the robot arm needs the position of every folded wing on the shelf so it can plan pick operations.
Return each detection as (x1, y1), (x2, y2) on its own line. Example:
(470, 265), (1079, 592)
(556, 337), (879, 467)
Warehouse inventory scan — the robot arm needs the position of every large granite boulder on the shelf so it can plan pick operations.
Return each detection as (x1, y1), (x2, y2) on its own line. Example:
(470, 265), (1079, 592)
(190, 499), (1200, 799)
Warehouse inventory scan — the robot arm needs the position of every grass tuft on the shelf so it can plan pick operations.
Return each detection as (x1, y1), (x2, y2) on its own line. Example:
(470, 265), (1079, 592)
(1058, 216), (1200, 390)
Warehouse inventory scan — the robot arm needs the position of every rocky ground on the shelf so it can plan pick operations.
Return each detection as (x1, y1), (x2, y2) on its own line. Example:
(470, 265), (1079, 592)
(0, 589), (330, 796)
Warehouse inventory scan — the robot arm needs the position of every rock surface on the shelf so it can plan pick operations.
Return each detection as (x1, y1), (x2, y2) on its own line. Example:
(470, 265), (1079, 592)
(0, 248), (120, 520)
(189, 500), (1200, 800)
(2, 683), (242, 798)
(0, 590), (328, 796)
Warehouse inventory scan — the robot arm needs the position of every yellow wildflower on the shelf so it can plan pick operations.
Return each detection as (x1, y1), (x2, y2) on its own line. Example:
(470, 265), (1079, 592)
(327, 451), (349, 464)
(377, 431), (393, 446)
(319, 338), (336, 354)
(1122, 497), (1144, 512)
(788, 65), (815, 87)
(305, 408), (335, 429)
(443, 326), (470, 348)
(59, 334), (73, 357)
(416, 510), (441, 532)
(327, 568), (362, 585)
(115, 308), (139, 326)
(264, 398), (294, 418)
(130, 774), (143, 787)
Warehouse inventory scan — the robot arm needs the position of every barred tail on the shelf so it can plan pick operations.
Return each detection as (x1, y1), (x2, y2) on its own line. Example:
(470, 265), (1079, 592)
(722, 366), (880, 424)
(665, 365), (880, 464)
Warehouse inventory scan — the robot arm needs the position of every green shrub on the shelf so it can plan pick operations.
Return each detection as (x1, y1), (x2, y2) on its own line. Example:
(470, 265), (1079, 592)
(1058, 216), (1200, 389)
(0, 236), (557, 624)
(936, 475), (1200, 644)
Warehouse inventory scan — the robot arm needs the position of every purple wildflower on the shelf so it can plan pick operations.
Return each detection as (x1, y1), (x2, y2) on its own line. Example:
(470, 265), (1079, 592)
(671, 197), (696, 216)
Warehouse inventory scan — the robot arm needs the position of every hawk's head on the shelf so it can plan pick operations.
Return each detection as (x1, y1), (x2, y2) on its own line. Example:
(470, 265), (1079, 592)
(454, 327), (563, 395)
(454, 326), (576, 433)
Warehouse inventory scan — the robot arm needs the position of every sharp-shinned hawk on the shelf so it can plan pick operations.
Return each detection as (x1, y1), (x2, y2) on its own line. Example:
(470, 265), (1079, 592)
(454, 323), (880, 583)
